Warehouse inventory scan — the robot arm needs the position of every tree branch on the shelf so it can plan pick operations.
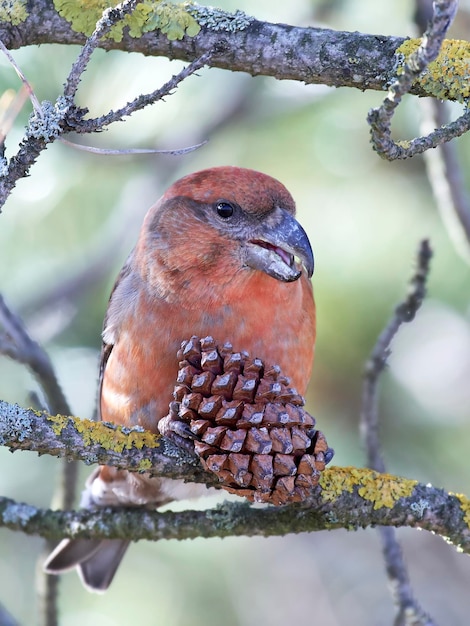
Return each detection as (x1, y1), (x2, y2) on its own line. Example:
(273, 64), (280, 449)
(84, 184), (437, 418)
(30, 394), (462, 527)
(0, 296), (70, 416)
(361, 240), (432, 471)
(367, 0), (468, 161)
(1, 0), (469, 101)
(0, 400), (469, 553)
(0, 297), (75, 626)
(0, 467), (469, 552)
(361, 240), (434, 626)
(0, 400), (211, 483)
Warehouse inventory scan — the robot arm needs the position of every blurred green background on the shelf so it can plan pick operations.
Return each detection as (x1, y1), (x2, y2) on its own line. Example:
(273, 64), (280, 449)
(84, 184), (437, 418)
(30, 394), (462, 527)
(1, 0), (470, 624)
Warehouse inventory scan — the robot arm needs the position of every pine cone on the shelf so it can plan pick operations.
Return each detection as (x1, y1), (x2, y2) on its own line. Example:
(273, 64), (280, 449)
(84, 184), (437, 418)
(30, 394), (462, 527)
(159, 336), (334, 505)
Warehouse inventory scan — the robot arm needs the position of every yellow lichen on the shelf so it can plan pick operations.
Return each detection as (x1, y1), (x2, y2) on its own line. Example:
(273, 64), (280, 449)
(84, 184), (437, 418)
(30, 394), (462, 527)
(53, 0), (200, 42)
(138, 458), (153, 471)
(453, 493), (470, 527)
(396, 38), (470, 102)
(47, 414), (161, 452)
(320, 467), (417, 509)
(47, 413), (70, 436)
(52, 0), (115, 36)
(357, 471), (417, 509)
(0, 0), (28, 25)
(319, 466), (359, 501)
(75, 417), (159, 452)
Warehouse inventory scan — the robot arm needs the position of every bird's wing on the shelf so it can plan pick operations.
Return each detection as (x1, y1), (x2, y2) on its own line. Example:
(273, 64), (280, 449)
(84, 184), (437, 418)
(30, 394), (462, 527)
(97, 256), (134, 421)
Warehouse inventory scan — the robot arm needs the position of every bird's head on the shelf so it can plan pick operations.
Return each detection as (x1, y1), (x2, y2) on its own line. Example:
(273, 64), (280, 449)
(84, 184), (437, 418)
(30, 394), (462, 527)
(138, 166), (314, 291)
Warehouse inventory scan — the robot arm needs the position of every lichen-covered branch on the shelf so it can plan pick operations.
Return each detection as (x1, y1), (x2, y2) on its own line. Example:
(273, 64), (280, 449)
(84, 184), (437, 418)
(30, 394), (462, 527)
(1, 400), (470, 553)
(0, 467), (469, 554)
(0, 1), (213, 210)
(1, 0), (470, 102)
(367, 0), (470, 161)
(63, 0), (138, 100)
(0, 400), (212, 483)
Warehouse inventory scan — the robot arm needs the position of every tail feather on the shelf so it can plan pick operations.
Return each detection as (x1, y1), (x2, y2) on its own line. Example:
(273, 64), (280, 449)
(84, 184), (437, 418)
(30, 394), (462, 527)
(78, 540), (130, 592)
(43, 468), (208, 592)
(44, 539), (130, 593)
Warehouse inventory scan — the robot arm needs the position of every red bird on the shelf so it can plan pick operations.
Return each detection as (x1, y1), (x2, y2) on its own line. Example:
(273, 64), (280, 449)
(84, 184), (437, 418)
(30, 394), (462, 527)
(44, 166), (315, 591)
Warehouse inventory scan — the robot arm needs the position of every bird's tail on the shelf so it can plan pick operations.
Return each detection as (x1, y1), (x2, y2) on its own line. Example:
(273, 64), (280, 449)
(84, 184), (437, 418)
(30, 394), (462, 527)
(43, 466), (208, 591)
(42, 466), (169, 593)
(44, 538), (130, 593)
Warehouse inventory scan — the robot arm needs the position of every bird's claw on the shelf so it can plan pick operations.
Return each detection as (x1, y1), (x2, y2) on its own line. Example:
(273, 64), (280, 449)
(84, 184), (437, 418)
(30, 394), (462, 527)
(158, 412), (200, 453)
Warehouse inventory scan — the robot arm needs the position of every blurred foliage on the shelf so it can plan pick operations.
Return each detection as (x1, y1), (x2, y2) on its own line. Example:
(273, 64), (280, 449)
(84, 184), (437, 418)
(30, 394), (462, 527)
(0, 0), (470, 624)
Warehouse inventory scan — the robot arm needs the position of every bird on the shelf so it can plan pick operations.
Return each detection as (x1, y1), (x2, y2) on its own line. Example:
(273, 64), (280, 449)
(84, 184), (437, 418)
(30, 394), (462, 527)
(44, 165), (315, 592)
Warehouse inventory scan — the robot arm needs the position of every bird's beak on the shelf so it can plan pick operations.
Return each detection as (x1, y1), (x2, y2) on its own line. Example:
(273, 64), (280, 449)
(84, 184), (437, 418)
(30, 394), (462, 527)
(244, 208), (314, 282)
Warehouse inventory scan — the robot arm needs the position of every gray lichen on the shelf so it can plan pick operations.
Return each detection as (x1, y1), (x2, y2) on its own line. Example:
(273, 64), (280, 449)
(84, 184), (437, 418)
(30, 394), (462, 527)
(3, 502), (37, 524)
(0, 402), (34, 444)
(0, 157), (8, 178)
(26, 97), (69, 142)
(410, 499), (429, 519)
(188, 5), (253, 32)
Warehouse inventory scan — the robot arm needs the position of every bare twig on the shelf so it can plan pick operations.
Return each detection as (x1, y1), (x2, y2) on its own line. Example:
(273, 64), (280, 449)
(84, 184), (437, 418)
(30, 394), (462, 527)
(0, 1), (211, 211)
(78, 50), (214, 132)
(0, 603), (19, 626)
(0, 297), (75, 626)
(63, 0), (138, 101)
(36, 565), (59, 626)
(361, 240), (434, 626)
(0, 296), (70, 416)
(361, 240), (432, 469)
(368, 0), (463, 160)
(0, 40), (43, 116)
(414, 0), (470, 256)
(420, 99), (470, 257)
(0, 85), (31, 147)
(58, 137), (207, 156)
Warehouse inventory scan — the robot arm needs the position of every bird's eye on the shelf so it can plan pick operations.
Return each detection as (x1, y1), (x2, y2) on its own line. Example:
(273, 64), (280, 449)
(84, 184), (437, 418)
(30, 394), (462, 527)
(216, 201), (234, 219)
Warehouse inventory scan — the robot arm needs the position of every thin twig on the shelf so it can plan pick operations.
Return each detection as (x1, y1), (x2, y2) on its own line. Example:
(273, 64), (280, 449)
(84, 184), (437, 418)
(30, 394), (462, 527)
(420, 99), (470, 257)
(20, 78), (257, 335)
(58, 137), (207, 156)
(368, 0), (461, 160)
(414, 0), (470, 257)
(0, 85), (31, 147)
(78, 50), (214, 132)
(361, 240), (432, 470)
(0, 0), (211, 212)
(0, 603), (19, 626)
(0, 0), (139, 210)
(0, 297), (75, 626)
(0, 296), (70, 416)
(361, 240), (434, 626)
(0, 40), (43, 116)
(63, 0), (138, 101)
